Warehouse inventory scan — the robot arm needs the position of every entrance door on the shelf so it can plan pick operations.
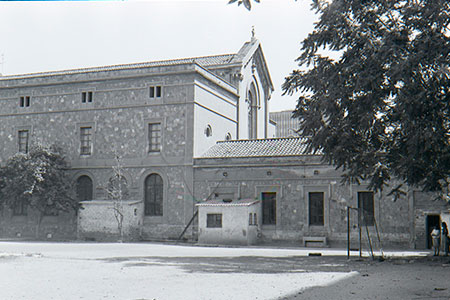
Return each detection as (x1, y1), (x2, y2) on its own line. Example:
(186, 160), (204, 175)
(426, 215), (441, 249)
(262, 192), (276, 225)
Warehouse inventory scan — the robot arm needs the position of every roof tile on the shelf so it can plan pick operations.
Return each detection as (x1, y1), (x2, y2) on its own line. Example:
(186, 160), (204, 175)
(199, 137), (317, 158)
(0, 54), (237, 80)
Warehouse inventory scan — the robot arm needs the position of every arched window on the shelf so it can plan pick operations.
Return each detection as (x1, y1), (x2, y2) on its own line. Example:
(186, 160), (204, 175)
(247, 82), (258, 139)
(225, 133), (232, 141)
(76, 175), (93, 201)
(205, 125), (212, 137)
(145, 174), (163, 216)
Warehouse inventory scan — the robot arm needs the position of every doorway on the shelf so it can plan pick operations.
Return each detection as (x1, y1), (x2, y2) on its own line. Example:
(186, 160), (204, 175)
(262, 192), (276, 225)
(426, 215), (441, 249)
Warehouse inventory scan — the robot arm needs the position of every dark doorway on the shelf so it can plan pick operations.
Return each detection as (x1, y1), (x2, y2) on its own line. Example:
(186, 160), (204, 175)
(426, 215), (441, 249)
(262, 192), (276, 225)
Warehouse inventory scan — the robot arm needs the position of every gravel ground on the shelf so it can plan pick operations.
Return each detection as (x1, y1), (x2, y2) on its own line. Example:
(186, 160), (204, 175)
(0, 241), (446, 300)
(285, 255), (450, 300)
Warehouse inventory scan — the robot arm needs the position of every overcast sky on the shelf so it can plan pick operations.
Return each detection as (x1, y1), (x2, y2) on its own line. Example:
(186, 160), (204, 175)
(0, 0), (318, 112)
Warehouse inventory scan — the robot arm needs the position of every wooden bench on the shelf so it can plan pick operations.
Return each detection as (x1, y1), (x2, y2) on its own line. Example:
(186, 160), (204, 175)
(303, 236), (327, 247)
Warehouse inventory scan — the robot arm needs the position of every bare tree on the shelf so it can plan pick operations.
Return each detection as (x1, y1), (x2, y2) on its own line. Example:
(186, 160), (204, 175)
(105, 152), (129, 242)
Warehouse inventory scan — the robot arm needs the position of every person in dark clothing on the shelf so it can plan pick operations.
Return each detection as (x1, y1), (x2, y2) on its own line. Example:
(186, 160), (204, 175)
(442, 222), (449, 256)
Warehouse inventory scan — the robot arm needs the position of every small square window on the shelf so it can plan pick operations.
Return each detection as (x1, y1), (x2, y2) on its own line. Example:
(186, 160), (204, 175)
(82, 92), (93, 103)
(156, 86), (162, 98)
(19, 96), (30, 107)
(149, 86), (162, 98)
(207, 213), (222, 228)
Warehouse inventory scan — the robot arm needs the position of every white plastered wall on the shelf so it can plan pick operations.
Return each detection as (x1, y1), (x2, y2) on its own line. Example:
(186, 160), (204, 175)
(193, 82), (237, 157)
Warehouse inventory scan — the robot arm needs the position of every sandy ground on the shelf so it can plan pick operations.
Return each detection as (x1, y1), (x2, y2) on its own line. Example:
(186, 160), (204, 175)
(0, 241), (448, 300)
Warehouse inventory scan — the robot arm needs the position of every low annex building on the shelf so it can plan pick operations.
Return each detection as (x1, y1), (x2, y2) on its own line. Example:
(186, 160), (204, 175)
(194, 137), (450, 249)
(196, 198), (260, 246)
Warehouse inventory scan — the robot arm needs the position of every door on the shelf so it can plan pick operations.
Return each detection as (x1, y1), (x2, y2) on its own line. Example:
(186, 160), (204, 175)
(262, 192), (276, 225)
(426, 215), (441, 249)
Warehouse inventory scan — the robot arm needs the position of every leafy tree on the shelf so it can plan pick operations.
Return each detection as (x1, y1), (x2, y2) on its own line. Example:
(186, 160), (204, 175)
(228, 0), (260, 11)
(283, 0), (450, 199)
(0, 143), (77, 236)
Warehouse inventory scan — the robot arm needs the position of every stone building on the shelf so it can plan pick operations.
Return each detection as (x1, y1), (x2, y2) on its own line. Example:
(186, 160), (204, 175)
(0, 36), (273, 240)
(194, 137), (449, 249)
(269, 110), (300, 138)
(1, 35), (448, 249)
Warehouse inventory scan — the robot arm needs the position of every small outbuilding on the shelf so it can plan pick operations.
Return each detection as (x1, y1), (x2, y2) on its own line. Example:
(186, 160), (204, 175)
(196, 198), (261, 245)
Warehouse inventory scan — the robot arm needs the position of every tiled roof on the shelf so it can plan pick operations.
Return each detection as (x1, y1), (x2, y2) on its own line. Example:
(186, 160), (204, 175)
(196, 198), (260, 207)
(200, 137), (317, 158)
(0, 54), (237, 80)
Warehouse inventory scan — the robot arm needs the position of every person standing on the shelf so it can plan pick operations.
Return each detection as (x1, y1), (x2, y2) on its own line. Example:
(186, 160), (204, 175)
(442, 222), (449, 256)
(431, 226), (441, 256)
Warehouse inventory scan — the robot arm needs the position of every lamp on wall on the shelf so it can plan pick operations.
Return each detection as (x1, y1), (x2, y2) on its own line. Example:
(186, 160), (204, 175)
(266, 171), (272, 176)
(223, 172), (228, 177)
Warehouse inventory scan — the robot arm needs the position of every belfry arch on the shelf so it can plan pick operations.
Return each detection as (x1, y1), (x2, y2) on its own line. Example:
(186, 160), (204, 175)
(247, 81), (259, 139)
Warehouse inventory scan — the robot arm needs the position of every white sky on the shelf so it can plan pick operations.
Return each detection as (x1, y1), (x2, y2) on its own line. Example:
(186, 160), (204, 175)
(0, 0), (318, 112)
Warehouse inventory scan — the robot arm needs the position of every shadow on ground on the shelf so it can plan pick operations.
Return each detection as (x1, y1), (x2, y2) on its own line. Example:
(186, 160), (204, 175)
(102, 255), (357, 274)
(100, 255), (450, 299)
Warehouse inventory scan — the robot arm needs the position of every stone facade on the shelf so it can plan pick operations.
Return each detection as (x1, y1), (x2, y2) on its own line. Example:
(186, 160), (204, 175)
(193, 139), (450, 249)
(0, 38), (273, 241)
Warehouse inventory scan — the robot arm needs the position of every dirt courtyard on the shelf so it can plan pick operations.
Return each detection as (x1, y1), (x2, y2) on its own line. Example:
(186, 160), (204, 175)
(0, 242), (448, 300)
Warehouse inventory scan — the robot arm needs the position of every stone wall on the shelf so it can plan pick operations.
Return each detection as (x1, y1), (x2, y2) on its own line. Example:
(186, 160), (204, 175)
(78, 200), (143, 242)
(194, 156), (414, 248)
(0, 64), (205, 240)
(0, 208), (77, 240)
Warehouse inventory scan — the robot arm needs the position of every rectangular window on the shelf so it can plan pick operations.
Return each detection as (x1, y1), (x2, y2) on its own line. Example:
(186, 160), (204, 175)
(13, 199), (27, 216)
(207, 213), (222, 228)
(309, 192), (324, 226)
(358, 191), (374, 226)
(149, 86), (162, 98)
(148, 123), (161, 152)
(80, 127), (92, 155)
(262, 192), (276, 225)
(18, 130), (29, 153)
(82, 92), (93, 103)
(19, 96), (30, 107)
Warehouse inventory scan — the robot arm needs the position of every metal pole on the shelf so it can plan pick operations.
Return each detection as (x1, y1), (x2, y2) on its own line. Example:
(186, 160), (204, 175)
(347, 206), (350, 259)
(359, 208), (362, 258)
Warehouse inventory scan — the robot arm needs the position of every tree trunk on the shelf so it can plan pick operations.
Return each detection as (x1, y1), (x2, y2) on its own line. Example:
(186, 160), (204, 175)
(35, 211), (44, 239)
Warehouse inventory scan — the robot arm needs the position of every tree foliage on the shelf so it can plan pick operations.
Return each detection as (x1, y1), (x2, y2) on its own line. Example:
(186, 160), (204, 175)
(0, 144), (77, 214)
(228, 0), (260, 11)
(283, 0), (450, 198)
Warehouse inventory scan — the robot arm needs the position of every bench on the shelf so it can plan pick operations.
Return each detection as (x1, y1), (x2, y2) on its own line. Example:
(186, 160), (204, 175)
(303, 236), (327, 247)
